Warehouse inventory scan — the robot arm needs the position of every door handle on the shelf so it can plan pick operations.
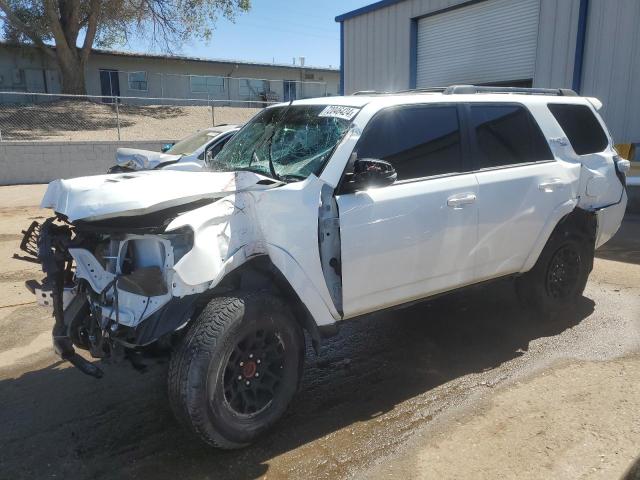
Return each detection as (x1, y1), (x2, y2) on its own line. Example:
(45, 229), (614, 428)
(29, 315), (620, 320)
(538, 179), (566, 192)
(447, 192), (476, 208)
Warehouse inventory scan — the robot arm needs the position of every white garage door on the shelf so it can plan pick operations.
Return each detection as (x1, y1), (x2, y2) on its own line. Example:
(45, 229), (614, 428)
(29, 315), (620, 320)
(416, 0), (540, 87)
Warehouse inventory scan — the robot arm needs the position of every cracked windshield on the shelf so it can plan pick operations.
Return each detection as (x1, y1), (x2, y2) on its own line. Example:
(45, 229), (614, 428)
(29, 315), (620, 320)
(212, 105), (355, 181)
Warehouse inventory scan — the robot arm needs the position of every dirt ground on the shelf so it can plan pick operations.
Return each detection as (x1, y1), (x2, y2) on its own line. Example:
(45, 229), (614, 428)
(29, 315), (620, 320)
(0, 184), (639, 480)
(0, 100), (261, 142)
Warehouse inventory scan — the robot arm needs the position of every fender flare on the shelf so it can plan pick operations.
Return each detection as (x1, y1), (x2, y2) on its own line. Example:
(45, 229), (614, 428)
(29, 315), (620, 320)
(262, 243), (340, 328)
(521, 199), (578, 272)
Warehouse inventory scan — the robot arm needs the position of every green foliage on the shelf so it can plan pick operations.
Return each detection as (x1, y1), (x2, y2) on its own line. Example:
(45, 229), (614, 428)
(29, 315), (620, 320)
(0, 0), (251, 51)
(2, 2), (50, 44)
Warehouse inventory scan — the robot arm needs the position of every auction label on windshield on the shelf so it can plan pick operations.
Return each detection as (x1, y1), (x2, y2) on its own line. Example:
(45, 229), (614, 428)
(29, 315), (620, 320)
(318, 105), (360, 120)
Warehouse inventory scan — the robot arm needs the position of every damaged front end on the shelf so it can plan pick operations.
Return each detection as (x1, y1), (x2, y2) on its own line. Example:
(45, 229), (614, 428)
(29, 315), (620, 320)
(17, 169), (274, 376)
(20, 213), (198, 377)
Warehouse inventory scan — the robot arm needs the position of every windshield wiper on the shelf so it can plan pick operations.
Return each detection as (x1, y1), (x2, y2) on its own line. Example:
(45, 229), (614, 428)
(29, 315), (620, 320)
(248, 99), (294, 182)
(264, 135), (280, 181)
(246, 151), (278, 181)
(278, 174), (306, 183)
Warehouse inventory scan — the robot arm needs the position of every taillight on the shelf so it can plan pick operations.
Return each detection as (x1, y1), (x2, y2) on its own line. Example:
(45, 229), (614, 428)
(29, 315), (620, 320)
(613, 155), (630, 188)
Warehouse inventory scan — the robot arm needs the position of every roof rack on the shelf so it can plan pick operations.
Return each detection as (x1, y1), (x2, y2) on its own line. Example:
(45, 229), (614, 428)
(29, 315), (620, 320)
(442, 85), (578, 96)
(352, 87), (446, 96)
(351, 90), (389, 96)
(395, 87), (448, 94)
(350, 85), (578, 97)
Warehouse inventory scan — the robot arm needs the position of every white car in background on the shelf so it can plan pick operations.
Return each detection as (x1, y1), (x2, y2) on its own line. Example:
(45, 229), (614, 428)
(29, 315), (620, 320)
(111, 125), (240, 172)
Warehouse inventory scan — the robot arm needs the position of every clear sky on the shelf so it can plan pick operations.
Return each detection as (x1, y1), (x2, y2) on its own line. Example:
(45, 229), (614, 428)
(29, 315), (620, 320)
(134, 0), (373, 69)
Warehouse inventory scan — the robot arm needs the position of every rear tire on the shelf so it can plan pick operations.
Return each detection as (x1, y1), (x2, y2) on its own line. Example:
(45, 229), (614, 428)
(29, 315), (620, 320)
(516, 231), (593, 313)
(168, 293), (304, 449)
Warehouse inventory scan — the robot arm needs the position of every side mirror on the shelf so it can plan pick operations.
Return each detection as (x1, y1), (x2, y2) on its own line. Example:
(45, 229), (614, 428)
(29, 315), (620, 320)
(348, 158), (397, 191)
(160, 143), (174, 153)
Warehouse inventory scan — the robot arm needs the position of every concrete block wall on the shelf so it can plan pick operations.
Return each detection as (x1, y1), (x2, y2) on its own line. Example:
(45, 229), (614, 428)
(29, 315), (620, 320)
(0, 140), (173, 185)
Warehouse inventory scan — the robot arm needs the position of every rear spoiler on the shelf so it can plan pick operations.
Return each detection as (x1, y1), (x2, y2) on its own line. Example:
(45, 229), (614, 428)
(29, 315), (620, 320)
(586, 97), (603, 111)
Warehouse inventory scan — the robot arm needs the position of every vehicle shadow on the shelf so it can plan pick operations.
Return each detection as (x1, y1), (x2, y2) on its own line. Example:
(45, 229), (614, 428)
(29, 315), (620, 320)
(0, 280), (594, 480)
(623, 455), (640, 480)
(596, 213), (640, 265)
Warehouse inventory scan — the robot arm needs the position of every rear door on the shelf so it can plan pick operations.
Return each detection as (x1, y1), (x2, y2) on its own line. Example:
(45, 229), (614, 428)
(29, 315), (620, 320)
(469, 103), (573, 280)
(337, 104), (479, 318)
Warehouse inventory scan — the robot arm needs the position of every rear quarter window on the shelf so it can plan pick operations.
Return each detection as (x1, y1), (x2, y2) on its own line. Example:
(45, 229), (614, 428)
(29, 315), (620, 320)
(547, 103), (609, 155)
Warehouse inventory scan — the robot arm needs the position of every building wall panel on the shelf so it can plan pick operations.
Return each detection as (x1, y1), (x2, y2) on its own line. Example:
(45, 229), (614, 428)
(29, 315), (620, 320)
(342, 0), (469, 93)
(341, 0), (639, 143)
(580, 0), (640, 143)
(532, 0), (580, 89)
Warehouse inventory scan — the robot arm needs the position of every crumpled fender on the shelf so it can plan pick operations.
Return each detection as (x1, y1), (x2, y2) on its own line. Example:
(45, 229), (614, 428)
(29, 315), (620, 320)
(167, 192), (260, 287)
(166, 176), (340, 327)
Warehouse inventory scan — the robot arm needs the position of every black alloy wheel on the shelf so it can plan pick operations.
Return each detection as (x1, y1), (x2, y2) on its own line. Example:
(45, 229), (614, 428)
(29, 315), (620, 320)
(222, 328), (287, 416)
(545, 244), (582, 300)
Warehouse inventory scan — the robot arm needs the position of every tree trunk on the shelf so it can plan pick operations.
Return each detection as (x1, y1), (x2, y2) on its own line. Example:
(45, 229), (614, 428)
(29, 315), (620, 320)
(56, 49), (86, 95)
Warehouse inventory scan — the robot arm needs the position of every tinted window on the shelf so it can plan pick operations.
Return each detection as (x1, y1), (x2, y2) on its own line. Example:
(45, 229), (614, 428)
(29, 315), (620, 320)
(356, 105), (462, 181)
(471, 105), (553, 168)
(548, 103), (608, 155)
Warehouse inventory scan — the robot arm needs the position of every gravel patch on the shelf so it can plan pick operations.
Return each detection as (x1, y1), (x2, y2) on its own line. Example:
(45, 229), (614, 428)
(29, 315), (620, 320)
(0, 99), (261, 142)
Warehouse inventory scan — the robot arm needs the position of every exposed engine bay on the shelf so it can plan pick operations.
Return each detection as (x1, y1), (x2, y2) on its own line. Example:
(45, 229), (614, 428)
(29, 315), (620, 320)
(23, 206), (204, 377)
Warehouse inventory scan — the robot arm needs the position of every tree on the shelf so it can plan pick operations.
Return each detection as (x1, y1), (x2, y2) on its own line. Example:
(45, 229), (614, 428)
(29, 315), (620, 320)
(0, 0), (250, 94)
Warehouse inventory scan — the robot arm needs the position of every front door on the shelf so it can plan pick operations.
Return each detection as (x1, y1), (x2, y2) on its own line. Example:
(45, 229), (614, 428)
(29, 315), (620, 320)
(283, 80), (297, 102)
(99, 69), (120, 103)
(337, 104), (479, 318)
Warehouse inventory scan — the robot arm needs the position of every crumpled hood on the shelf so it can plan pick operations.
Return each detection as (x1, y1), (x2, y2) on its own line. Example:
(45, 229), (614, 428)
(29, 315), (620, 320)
(115, 147), (182, 170)
(41, 170), (278, 222)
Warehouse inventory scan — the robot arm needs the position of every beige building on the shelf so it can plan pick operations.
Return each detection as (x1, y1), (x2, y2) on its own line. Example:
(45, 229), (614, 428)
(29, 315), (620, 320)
(0, 42), (340, 103)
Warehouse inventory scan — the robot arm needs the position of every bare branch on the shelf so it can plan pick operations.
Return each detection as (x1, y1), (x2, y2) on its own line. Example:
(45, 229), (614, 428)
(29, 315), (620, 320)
(81, 0), (100, 63)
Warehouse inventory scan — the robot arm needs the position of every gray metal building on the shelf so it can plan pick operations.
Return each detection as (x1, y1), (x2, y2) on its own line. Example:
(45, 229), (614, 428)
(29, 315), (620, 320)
(336, 0), (640, 145)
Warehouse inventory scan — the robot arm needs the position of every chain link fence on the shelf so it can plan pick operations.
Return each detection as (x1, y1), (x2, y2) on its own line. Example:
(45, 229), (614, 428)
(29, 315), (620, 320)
(0, 91), (279, 142)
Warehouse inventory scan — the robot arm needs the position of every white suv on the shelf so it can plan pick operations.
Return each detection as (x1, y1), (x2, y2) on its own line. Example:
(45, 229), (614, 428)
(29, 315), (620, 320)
(20, 85), (628, 449)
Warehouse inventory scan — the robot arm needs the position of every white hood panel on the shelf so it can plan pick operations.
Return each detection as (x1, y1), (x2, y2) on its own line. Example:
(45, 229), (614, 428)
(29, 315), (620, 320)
(41, 170), (275, 222)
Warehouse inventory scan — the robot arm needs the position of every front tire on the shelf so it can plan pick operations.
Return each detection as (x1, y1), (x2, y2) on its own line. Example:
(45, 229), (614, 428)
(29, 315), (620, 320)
(516, 232), (593, 313)
(168, 293), (304, 449)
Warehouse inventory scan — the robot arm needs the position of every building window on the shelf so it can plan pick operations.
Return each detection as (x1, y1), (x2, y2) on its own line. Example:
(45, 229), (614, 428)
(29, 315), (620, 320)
(190, 75), (225, 94)
(239, 79), (268, 99)
(128, 71), (148, 91)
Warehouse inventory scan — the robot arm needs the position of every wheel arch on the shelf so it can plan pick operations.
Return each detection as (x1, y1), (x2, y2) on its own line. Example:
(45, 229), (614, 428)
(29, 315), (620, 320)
(206, 255), (338, 353)
(522, 200), (597, 273)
